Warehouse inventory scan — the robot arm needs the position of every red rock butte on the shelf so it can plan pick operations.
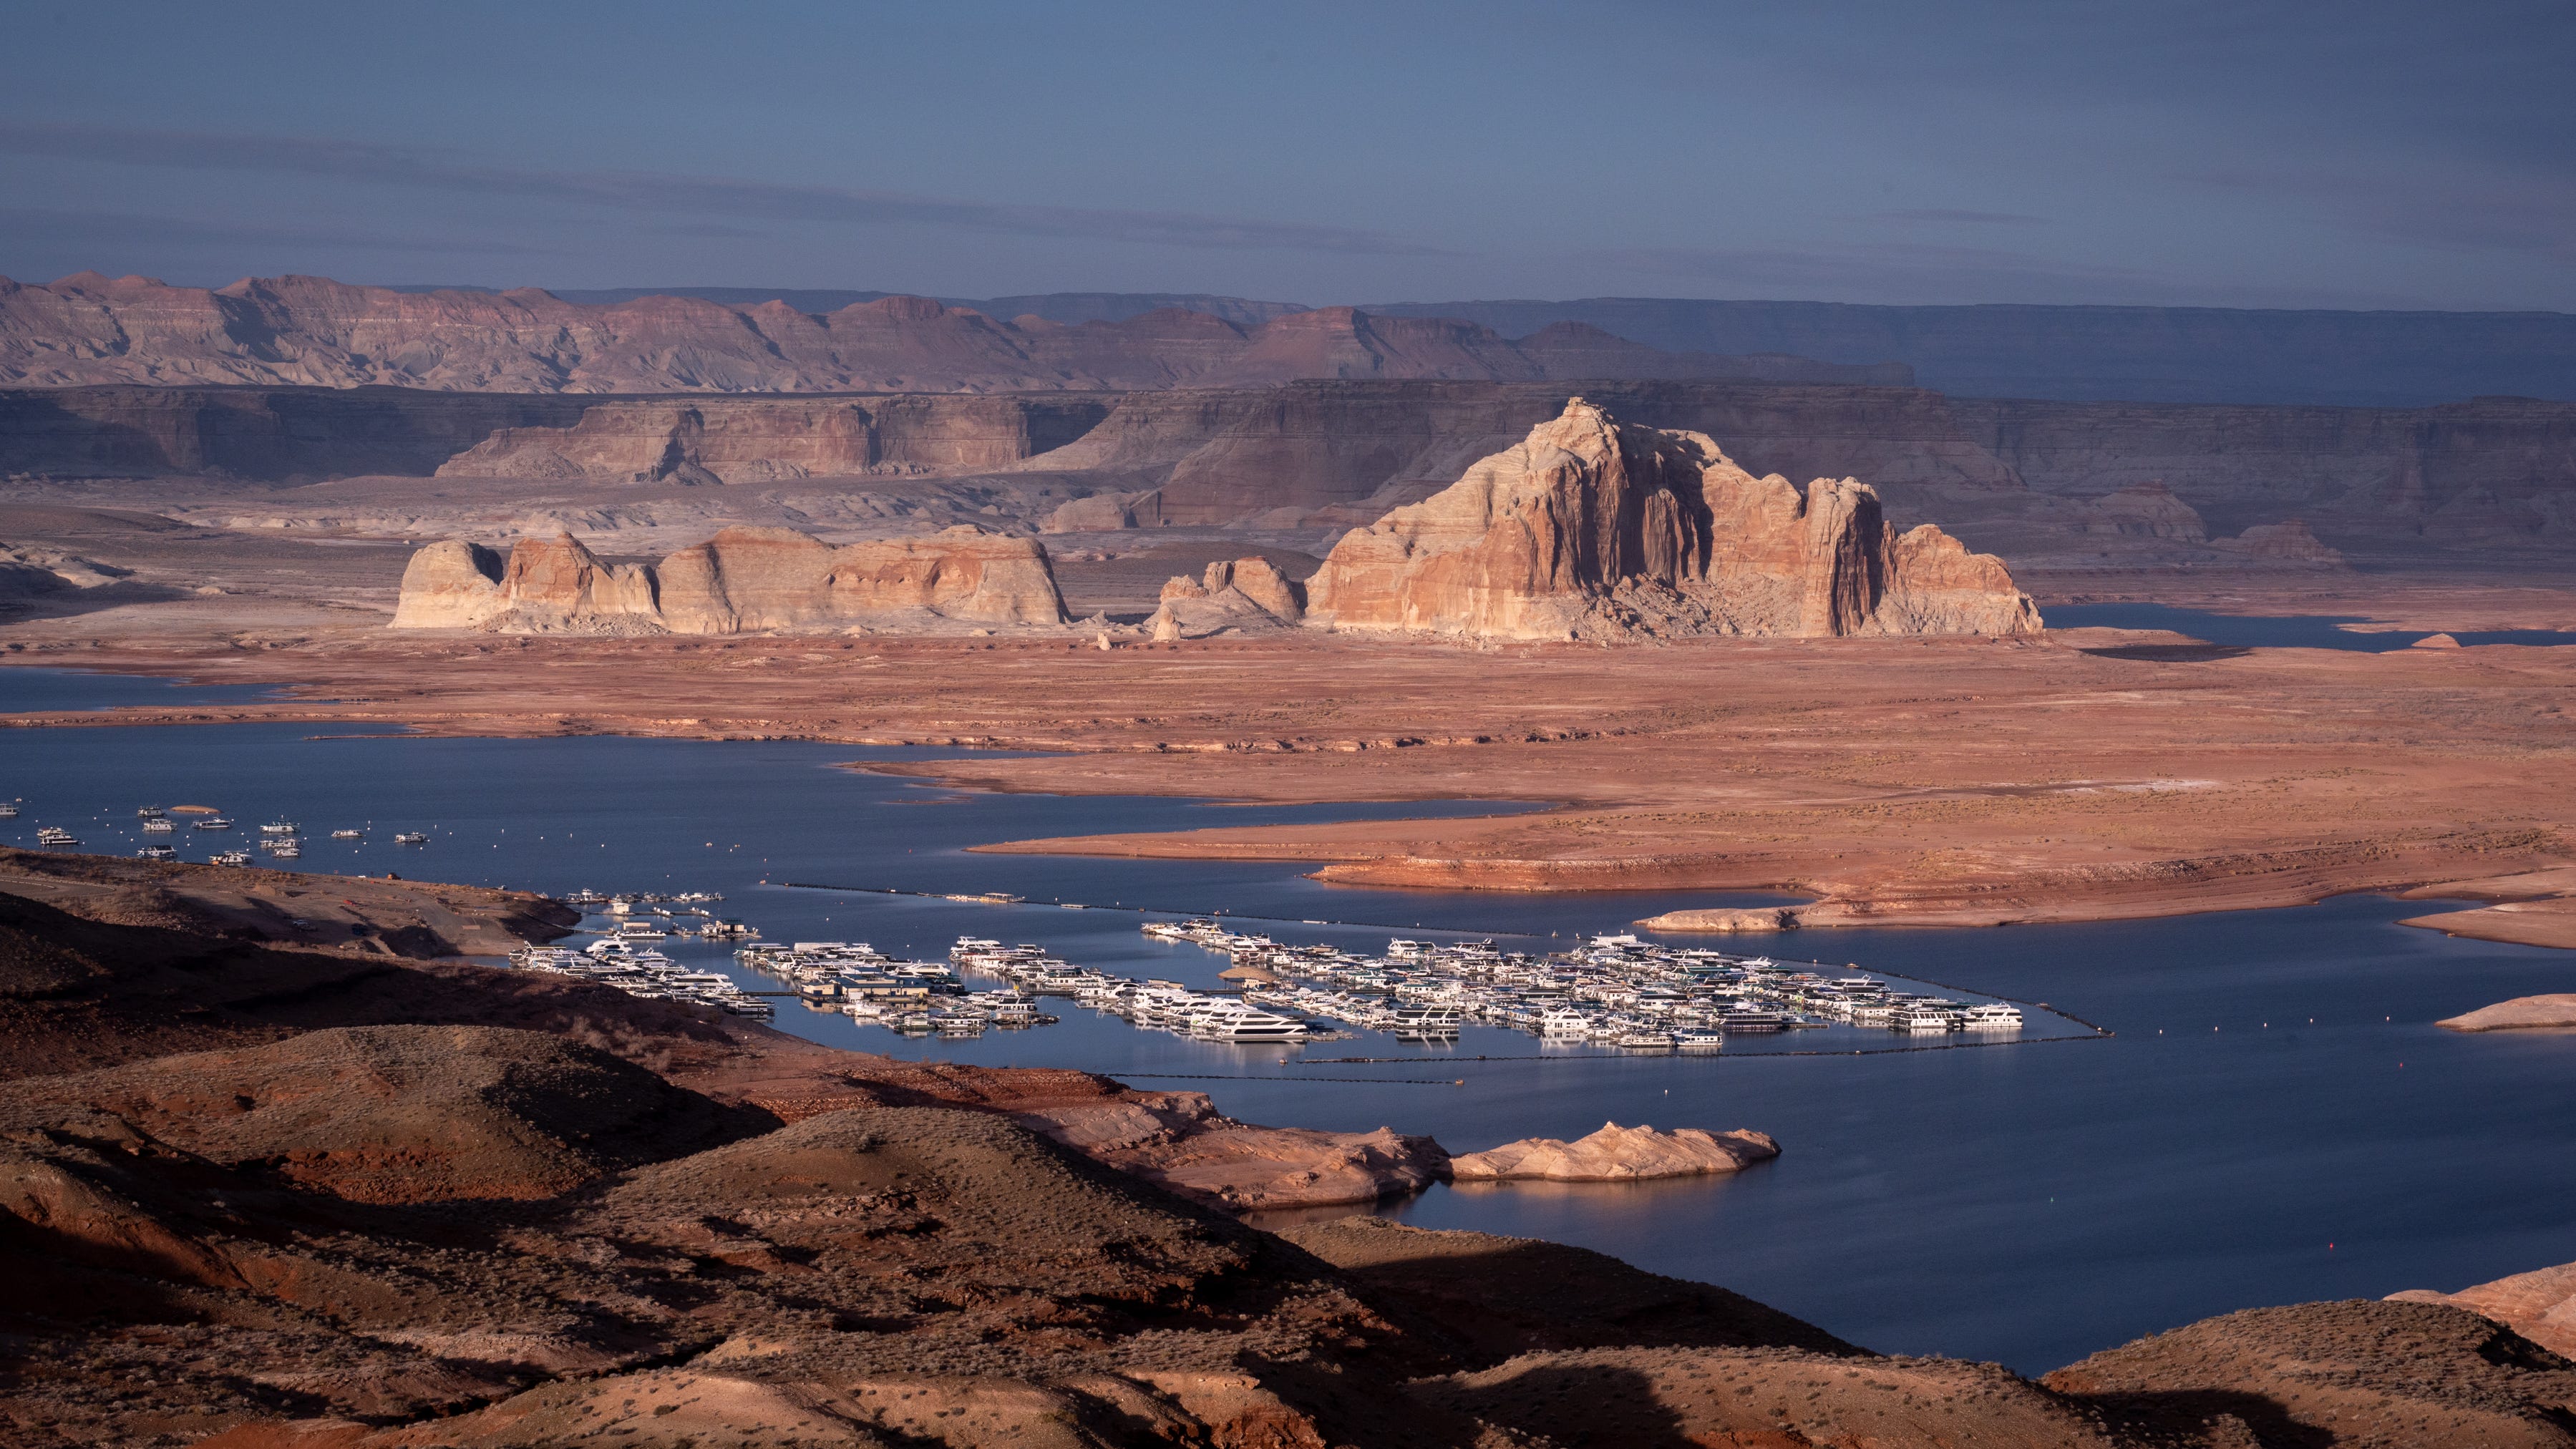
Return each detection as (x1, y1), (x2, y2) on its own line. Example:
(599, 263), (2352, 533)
(1304, 398), (2039, 640)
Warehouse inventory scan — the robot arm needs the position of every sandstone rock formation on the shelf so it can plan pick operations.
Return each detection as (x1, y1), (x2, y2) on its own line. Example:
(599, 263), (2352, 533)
(0, 273), (1894, 393)
(1635, 907), (1802, 932)
(391, 525), (1069, 634)
(1303, 398), (2041, 640)
(387, 539), (507, 628)
(1448, 1122), (1782, 1181)
(1016, 1091), (1449, 1211)
(0, 542), (125, 611)
(2391, 1259), (2576, 1357)
(2084, 482), (2207, 540)
(2415, 631), (2465, 649)
(2222, 517), (2345, 562)
(1143, 556), (1310, 638)
(2436, 994), (2576, 1030)
(492, 531), (663, 634)
(1041, 487), (1165, 532)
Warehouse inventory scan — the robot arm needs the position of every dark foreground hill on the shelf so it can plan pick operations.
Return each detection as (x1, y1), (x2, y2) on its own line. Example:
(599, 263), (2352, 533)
(4, 883), (2574, 1448)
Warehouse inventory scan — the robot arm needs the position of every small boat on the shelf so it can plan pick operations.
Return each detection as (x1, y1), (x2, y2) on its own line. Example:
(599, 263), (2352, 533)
(35, 826), (77, 847)
(392, 831), (428, 844)
(330, 829), (362, 839)
(136, 844), (178, 859)
(142, 818), (175, 833)
(137, 806), (166, 819)
(260, 821), (299, 836)
(0, 803), (18, 819)
(193, 816), (233, 831)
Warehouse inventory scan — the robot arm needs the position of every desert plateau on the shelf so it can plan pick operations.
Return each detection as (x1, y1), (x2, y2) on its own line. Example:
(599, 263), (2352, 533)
(9, 7), (2576, 1445)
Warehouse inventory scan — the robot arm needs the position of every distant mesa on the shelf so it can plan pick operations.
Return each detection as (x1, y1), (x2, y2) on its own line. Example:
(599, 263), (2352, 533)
(2083, 482), (2207, 542)
(1448, 1121), (1782, 1181)
(2220, 516), (2344, 564)
(0, 272), (1902, 394)
(393, 525), (1070, 635)
(1302, 398), (2042, 640)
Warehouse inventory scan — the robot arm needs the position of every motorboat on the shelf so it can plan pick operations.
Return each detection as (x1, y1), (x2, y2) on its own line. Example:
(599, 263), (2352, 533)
(392, 831), (428, 844)
(193, 816), (233, 831)
(261, 821), (300, 836)
(136, 844), (177, 859)
(137, 806), (165, 819)
(331, 829), (362, 839)
(210, 849), (251, 866)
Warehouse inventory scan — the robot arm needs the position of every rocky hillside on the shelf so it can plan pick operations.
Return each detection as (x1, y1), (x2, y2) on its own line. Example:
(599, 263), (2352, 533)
(1306, 399), (2038, 640)
(8, 880), (2576, 1447)
(392, 525), (1071, 633)
(0, 273), (1902, 393)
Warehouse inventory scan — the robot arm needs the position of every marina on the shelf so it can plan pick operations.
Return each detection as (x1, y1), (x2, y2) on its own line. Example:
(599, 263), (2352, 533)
(2, 712), (2572, 1374)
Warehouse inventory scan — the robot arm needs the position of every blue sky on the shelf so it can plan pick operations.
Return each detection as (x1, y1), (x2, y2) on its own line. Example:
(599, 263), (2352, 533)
(3, 0), (2569, 309)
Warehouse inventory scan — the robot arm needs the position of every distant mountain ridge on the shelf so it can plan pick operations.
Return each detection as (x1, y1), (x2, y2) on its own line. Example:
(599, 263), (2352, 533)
(0, 273), (1900, 394)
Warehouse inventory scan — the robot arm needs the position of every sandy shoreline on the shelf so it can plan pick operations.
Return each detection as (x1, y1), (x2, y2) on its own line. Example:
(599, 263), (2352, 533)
(6, 572), (2576, 945)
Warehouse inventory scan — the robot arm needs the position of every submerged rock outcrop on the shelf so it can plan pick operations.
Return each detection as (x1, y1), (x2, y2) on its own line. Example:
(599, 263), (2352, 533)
(1303, 398), (2041, 640)
(392, 525), (1069, 634)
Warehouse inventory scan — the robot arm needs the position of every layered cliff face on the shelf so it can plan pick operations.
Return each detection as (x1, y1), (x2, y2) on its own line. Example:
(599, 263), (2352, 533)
(1304, 399), (2039, 640)
(0, 273), (1895, 394)
(393, 526), (1068, 633)
(435, 396), (1114, 483)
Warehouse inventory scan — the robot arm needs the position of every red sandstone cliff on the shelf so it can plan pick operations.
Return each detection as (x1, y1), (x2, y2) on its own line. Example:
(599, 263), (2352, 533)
(1303, 399), (2039, 640)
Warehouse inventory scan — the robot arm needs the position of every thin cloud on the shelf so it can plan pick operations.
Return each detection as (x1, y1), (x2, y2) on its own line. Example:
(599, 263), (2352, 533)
(0, 206), (555, 255)
(0, 121), (1453, 258)
(1585, 241), (2429, 310)
(2191, 166), (2576, 265)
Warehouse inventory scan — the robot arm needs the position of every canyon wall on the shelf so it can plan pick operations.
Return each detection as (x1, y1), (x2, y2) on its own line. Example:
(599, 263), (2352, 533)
(0, 384), (590, 479)
(0, 273), (1899, 394)
(1012, 379), (2022, 527)
(1951, 395), (2576, 545)
(435, 396), (1114, 484)
(1303, 399), (2038, 640)
(9, 377), (2571, 561)
(1364, 297), (2576, 406)
(392, 525), (1069, 634)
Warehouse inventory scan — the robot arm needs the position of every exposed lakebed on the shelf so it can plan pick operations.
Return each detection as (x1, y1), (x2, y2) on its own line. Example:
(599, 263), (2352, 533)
(5, 666), (2575, 1376)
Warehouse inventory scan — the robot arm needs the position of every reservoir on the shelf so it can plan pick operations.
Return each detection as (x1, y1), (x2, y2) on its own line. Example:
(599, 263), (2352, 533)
(4, 670), (2572, 1375)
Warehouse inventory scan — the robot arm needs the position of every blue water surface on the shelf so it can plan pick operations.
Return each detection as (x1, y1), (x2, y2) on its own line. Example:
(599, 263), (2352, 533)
(3, 679), (2572, 1375)
(2047, 602), (2576, 651)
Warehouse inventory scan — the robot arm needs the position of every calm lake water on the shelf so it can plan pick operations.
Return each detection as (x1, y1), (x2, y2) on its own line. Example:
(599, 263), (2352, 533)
(5, 666), (2574, 1375)
(2047, 602), (2576, 651)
